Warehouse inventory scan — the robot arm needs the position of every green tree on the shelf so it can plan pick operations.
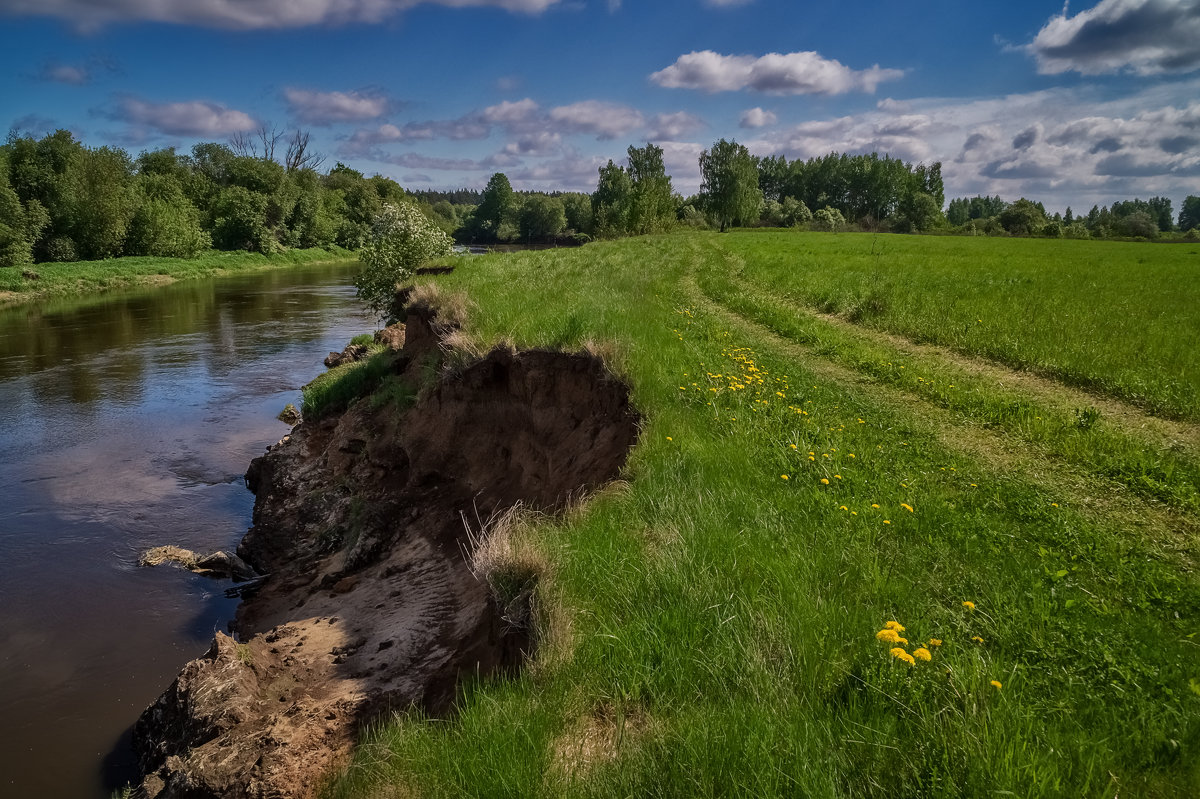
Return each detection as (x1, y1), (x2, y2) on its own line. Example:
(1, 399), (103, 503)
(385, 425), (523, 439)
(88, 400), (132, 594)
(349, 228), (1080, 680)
(893, 191), (943, 233)
(464, 172), (514, 242)
(518, 195), (567, 242)
(999, 198), (1047, 236)
(560, 192), (593, 235)
(626, 143), (675, 235)
(211, 186), (272, 252)
(1180, 196), (1200, 231)
(70, 146), (137, 259)
(127, 173), (210, 258)
(699, 138), (762, 232)
(355, 202), (453, 319)
(813, 206), (846, 232)
(591, 160), (632, 237)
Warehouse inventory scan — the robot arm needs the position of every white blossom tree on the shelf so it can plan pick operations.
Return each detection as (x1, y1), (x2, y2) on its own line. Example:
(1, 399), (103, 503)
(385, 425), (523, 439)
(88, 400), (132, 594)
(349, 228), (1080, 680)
(355, 202), (453, 319)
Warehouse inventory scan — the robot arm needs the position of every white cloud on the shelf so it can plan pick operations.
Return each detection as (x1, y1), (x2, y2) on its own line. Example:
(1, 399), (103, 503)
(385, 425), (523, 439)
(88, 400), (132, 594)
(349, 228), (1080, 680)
(548, 100), (644, 139)
(647, 111), (705, 140)
(739, 107), (777, 128)
(284, 88), (392, 125)
(116, 97), (256, 136)
(38, 62), (89, 85)
(1029, 0), (1200, 75)
(744, 80), (1200, 210)
(650, 49), (904, 95)
(0, 0), (563, 31)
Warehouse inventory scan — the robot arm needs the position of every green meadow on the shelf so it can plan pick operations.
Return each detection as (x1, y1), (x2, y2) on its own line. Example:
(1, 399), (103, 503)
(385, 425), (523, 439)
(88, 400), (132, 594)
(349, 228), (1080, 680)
(325, 231), (1199, 798)
(0, 246), (353, 306)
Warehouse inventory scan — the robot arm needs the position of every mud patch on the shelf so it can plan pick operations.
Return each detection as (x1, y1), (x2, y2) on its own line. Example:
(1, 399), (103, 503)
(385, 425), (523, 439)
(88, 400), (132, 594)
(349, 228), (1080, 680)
(133, 297), (640, 798)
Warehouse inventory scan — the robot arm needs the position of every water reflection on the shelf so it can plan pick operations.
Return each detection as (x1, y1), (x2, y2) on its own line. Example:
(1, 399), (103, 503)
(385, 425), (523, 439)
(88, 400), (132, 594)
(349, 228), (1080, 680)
(0, 261), (375, 798)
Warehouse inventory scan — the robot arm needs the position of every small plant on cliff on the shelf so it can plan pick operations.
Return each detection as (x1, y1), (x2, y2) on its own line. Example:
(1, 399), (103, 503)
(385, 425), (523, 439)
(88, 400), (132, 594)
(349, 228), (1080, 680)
(355, 202), (453, 320)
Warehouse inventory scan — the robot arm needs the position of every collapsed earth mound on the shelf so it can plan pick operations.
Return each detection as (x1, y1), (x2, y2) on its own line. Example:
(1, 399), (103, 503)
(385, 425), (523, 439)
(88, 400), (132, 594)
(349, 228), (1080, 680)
(133, 293), (640, 799)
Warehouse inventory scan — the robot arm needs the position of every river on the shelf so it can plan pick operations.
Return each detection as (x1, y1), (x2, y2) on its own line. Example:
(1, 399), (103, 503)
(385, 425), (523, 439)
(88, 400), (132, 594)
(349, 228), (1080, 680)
(0, 261), (376, 797)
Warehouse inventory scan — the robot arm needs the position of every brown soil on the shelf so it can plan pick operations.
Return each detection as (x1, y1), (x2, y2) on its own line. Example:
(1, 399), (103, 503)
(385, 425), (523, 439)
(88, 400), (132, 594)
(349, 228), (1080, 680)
(133, 298), (640, 798)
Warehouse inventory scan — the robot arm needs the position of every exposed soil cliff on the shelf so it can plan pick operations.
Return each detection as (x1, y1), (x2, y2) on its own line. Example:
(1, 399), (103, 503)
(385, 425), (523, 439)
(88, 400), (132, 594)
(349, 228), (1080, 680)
(133, 294), (640, 798)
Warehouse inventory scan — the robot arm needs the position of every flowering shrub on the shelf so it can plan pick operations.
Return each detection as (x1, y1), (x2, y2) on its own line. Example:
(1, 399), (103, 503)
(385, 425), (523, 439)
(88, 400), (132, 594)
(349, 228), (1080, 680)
(355, 202), (453, 319)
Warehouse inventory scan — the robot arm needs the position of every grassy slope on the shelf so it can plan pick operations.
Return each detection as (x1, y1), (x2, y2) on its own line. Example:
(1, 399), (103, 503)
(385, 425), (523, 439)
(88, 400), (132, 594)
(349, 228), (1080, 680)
(326, 231), (1200, 799)
(0, 247), (354, 305)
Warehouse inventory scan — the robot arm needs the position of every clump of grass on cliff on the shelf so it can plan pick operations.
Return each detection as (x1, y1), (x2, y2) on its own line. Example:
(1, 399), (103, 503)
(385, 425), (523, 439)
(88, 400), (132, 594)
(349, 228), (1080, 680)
(325, 231), (1200, 799)
(301, 352), (394, 419)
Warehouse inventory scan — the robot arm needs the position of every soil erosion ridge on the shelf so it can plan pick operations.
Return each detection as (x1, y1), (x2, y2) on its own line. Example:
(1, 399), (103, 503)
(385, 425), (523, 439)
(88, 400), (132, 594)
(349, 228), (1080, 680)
(132, 290), (641, 798)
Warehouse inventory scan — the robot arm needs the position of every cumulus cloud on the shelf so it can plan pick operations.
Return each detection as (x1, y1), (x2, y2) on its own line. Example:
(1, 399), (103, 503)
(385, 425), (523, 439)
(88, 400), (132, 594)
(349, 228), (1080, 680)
(114, 96), (256, 136)
(739, 107), (777, 128)
(284, 88), (392, 125)
(548, 100), (645, 139)
(741, 82), (1200, 210)
(647, 111), (706, 140)
(650, 49), (903, 95)
(0, 0), (562, 31)
(1028, 0), (1200, 75)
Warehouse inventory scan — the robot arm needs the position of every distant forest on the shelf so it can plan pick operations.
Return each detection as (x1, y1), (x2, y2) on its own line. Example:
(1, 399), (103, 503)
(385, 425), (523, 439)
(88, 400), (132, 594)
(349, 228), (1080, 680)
(2, 129), (1197, 267)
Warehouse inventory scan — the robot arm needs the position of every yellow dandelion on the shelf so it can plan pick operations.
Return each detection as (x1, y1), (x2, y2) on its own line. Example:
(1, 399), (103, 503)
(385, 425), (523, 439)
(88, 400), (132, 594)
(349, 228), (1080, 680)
(820, 478), (830, 485)
(913, 647), (932, 662)
(840, 505), (848, 511)
(876, 629), (901, 643)
(781, 474), (789, 480)
(885, 621), (905, 631)
(883, 520), (891, 524)
(990, 680), (1003, 690)
(835, 474), (842, 479)
(972, 636), (984, 643)
(928, 638), (942, 647)
(848, 453), (856, 458)
(890, 648), (916, 666)
(871, 503), (880, 508)
(962, 601), (976, 610)
(808, 456), (815, 461)
(901, 503), (914, 513)
(666, 436), (673, 441)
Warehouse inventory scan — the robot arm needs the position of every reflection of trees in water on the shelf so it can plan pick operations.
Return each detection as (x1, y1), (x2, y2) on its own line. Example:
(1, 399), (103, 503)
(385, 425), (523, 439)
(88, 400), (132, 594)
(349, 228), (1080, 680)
(0, 263), (361, 406)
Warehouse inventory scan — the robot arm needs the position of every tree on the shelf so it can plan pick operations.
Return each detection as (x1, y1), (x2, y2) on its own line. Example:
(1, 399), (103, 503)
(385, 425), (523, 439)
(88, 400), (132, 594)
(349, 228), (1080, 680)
(626, 143), (675, 235)
(518, 195), (566, 242)
(999, 198), (1047, 236)
(127, 173), (210, 258)
(699, 138), (762, 232)
(355, 202), (453, 320)
(591, 160), (632, 237)
(1180, 196), (1200, 231)
(893, 191), (942, 233)
(464, 172), (514, 242)
(70, 145), (137, 260)
(560, 192), (593, 235)
(813, 206), (846, 232)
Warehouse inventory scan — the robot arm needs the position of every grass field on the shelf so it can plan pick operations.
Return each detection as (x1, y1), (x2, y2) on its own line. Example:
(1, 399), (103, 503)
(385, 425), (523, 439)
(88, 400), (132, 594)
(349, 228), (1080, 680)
(0, 246), (354, 305)
(324, 231), (1199, 798)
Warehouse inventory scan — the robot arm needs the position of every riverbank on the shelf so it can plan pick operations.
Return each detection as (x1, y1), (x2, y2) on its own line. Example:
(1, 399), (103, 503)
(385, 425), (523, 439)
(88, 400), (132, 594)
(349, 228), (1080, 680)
(0, 247), (355, 307)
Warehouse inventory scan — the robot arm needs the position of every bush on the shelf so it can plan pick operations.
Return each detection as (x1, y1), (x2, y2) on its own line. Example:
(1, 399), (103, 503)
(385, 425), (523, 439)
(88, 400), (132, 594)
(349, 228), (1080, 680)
(813, 206), (846, 233)
(355, 202), (453, 320)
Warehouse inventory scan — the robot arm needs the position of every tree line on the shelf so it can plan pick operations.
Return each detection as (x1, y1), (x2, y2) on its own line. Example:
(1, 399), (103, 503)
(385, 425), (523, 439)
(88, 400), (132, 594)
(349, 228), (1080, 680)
(946, 194), (1199, 239)
(0, 129), (421, 267)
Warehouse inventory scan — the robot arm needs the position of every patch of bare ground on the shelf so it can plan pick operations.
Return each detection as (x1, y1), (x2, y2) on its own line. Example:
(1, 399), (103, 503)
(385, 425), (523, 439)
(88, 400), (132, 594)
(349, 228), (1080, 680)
(133, 293), (641, 798)
(683, 275), (1199, 567)
(550, 702), (655, 787)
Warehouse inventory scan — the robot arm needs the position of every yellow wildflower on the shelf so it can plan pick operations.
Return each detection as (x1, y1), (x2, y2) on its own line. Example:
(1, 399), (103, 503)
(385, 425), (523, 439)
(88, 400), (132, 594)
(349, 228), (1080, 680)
(928, 638), (942, 647)
(871, 503), (880, 508)
(884, 621), (905, 631)
(840, 505), (848, 511)
(876, 629), (901, 643)
(820, 478), (830, 485)
(972, 636), (984, 643)
(889, 647), (916, 666)
(913, 647), (932, 662)
(781, 474), (789, 480)
(990, 680), (1003, 690)
(666, 436), (673, 441)
(901, 503), (914, 513)
(883, 520), (891, 525)
(962, 601), (975, 610)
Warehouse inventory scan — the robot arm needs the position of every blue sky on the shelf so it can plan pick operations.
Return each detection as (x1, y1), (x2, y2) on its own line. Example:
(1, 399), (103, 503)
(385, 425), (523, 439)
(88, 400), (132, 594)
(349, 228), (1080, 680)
(2, 0), (1199, 213)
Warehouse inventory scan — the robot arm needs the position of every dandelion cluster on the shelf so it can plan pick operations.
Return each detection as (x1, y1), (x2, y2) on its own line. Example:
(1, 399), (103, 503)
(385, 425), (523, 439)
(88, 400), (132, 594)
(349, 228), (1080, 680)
(875, 619), (939, 669)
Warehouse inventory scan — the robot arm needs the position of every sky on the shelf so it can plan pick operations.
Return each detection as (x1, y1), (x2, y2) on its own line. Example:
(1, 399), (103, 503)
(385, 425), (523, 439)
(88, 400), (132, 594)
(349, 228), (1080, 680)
(1, 0), (1199, 214)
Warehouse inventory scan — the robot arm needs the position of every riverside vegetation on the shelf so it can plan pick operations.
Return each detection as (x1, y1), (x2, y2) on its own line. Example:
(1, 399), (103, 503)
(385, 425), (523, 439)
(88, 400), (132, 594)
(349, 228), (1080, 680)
(313, 229), (1198, 798)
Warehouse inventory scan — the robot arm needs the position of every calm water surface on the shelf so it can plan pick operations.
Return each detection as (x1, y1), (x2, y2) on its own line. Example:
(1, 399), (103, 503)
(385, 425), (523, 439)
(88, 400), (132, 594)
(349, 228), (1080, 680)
(0, 262), (375, 797)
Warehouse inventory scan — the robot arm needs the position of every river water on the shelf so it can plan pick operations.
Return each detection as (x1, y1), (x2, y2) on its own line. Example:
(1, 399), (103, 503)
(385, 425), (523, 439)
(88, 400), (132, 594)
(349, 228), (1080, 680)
(0, 262), (376, 797)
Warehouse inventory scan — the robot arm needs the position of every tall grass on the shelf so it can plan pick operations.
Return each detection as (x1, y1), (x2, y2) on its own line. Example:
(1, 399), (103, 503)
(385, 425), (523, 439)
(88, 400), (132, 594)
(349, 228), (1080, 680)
(720, 231), (1200, 421)
(324, 233), (1199, 798)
